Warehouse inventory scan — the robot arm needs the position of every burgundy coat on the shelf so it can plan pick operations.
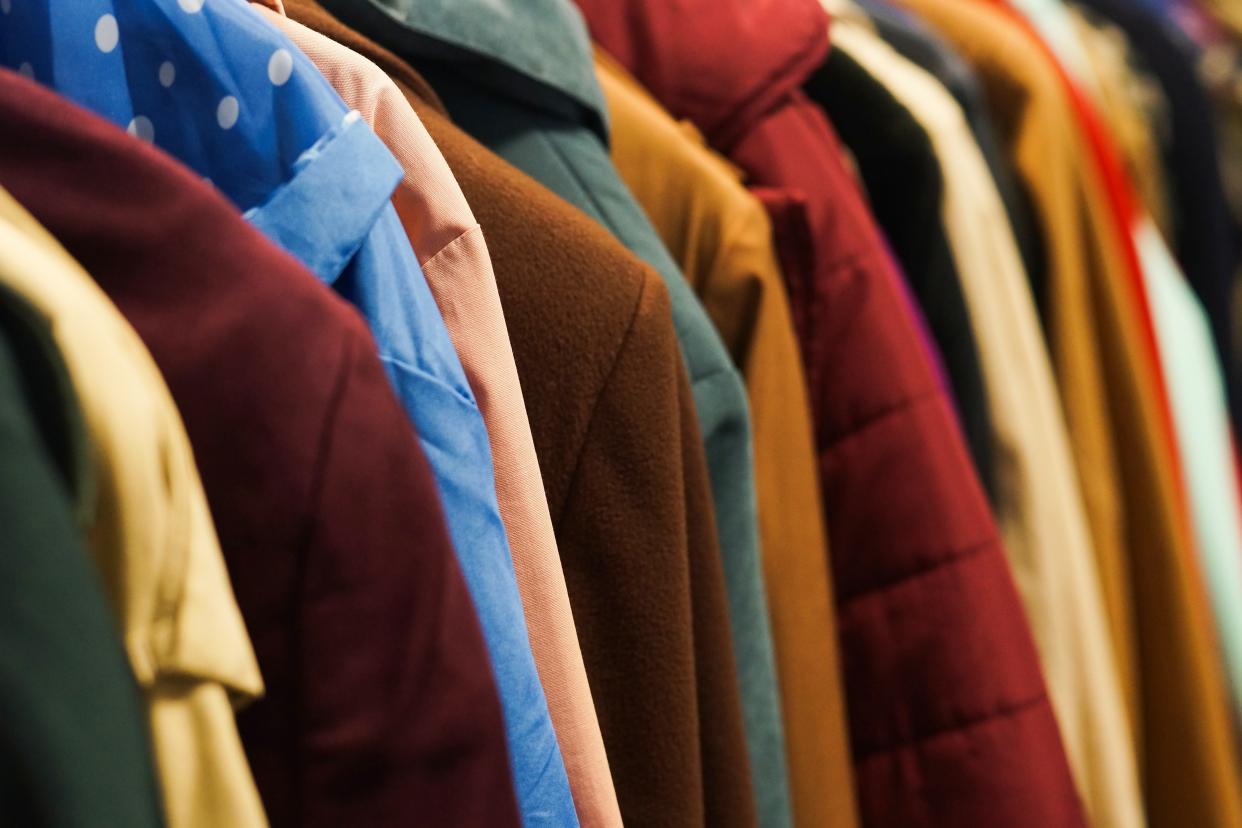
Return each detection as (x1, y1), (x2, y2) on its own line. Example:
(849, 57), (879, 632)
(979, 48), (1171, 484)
(571, 1), (1087, 825)
(0, 70), (520, 828)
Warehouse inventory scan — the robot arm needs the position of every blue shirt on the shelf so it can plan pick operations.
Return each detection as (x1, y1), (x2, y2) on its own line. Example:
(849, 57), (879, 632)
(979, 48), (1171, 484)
(0, 3), (576, 824)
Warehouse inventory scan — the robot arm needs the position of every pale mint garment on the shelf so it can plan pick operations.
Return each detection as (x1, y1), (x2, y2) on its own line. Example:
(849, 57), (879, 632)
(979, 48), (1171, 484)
(1136, 219), (1242, 717)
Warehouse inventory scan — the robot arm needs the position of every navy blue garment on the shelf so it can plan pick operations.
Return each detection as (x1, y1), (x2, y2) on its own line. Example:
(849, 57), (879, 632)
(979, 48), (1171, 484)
(0, 3), (575, 824)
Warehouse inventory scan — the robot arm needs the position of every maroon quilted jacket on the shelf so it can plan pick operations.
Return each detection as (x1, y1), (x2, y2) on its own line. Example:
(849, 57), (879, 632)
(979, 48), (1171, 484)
(570, 1), (1086, 824)
(0, 70), (521, 828)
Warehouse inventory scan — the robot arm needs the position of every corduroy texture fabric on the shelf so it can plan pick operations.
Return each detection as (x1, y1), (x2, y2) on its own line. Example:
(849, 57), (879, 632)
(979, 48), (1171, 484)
(250, 10), (622, 826)
(0, 280), (165, 828)
(595, 49), (859, 828)
(570, 0), (1087, 824)
(280, 4), (759, 825)
(894, 2), (1242, 825)
(0, 71), (521, 828)
(0, 182), (268, 828)
(825, 22), (1144, 828)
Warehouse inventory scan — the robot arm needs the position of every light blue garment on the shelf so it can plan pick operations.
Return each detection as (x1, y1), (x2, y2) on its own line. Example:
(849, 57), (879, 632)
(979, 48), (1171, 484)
(0, 3), (576, 824)
(1137, 220), (1242, 721)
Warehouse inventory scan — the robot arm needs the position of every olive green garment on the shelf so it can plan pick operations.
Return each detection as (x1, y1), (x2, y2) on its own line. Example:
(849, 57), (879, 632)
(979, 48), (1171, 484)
(315, 2), (790, 826)
(0, 280), (165, 828)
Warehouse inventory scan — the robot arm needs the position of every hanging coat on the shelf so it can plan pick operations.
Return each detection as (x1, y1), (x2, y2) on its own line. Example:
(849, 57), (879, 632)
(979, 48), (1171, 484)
(895, 0), (1242, 824)
(804, 50), (997, 506)
(0, 8), (573, 821)
(820, 22), (1145, 827)
(309, 3), (789, 824)
(0, 70), (521, 828)
(569, 0), (1086, 824)
(302, 0), (776, 824)
(0, 179), (267, 828)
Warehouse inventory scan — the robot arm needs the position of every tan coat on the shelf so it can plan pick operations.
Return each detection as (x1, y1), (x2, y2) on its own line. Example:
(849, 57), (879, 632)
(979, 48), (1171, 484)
(596, 50), (859, 828)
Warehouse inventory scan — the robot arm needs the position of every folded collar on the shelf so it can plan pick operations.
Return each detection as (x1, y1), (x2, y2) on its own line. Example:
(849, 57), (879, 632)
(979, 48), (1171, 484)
(245, 111), (403, 286)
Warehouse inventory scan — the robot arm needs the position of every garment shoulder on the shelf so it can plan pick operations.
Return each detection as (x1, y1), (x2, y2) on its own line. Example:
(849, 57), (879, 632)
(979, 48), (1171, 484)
(545, 263), (675, 524)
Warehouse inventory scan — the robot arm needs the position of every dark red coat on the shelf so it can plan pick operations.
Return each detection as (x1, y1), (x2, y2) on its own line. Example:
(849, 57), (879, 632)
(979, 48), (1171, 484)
(571, 1), (1086, 824)
(0, 70), (520, 828)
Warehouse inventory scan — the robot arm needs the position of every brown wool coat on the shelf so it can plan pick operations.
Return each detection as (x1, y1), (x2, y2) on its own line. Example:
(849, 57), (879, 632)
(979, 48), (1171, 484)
(282, 3), (757, 825)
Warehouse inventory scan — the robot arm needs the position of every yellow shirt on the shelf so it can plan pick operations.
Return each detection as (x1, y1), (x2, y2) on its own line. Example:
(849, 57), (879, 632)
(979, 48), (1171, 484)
(0, 188), (268, 828)
(596, 50), (860, 828)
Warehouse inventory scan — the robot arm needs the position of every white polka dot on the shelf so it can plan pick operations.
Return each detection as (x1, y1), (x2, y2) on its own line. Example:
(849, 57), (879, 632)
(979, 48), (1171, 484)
(126, 116), (154, 143)
(17, 62), (32, 79)
(177, 0), (205, 11)
(158, 61), (175, 88)
(216, 95), (239, 129)
(0, 0), (12, 15)
(267, 48), (293, 86)
(94, 14), (118, 53)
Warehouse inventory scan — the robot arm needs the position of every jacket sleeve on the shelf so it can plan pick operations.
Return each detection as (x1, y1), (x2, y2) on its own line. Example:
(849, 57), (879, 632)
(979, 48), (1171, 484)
(289, 323), (520, 828)
(552, 271), (757, 828)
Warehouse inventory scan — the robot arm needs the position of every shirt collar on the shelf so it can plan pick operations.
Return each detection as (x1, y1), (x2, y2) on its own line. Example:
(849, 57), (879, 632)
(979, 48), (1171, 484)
(245, 111), (404, 286)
